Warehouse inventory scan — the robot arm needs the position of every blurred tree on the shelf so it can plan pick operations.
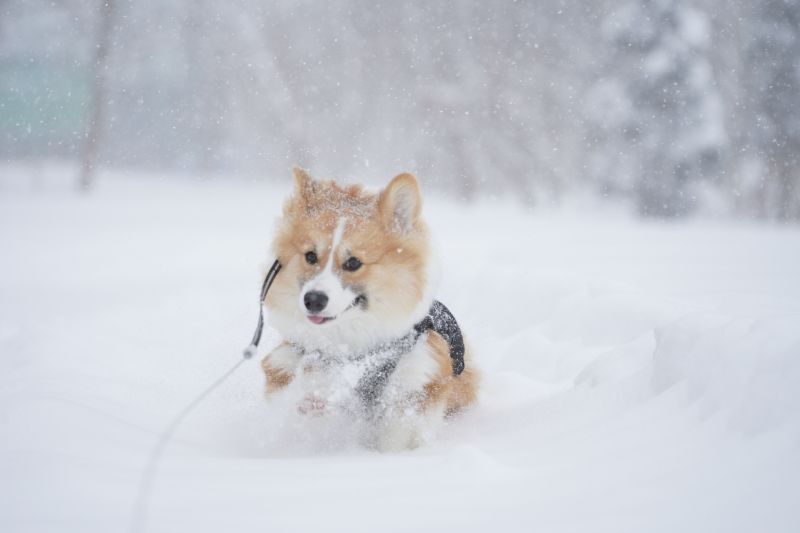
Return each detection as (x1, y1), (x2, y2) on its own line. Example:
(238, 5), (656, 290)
(1, 0), (797, 220)
(746, 0), (800, 220)
(600, 0), (725, 217)
(78, 0), (117, 191)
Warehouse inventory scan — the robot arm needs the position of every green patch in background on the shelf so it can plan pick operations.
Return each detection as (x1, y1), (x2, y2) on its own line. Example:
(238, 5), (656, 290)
(0, 59), (90, 158)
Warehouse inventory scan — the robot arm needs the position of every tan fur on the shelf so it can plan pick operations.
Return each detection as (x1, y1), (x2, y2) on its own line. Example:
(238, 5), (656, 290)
(422, 332), (479, 416)
(266, 170), (430, 325)
(260, 345), (294, 392)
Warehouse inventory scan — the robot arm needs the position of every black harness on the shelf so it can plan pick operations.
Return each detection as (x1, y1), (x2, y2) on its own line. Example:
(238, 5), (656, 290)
(244, 260), (467, 384)
(351, 300), (465, 406)
(413, 300), (465, 376)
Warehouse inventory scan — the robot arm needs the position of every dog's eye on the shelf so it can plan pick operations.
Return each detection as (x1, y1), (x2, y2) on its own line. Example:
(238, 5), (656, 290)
(305, 251), (318, 265)
(342, 256), (362, 272)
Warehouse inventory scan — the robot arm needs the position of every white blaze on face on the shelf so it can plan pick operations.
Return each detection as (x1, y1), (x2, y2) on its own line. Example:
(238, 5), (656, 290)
(300, 218), (358, 318)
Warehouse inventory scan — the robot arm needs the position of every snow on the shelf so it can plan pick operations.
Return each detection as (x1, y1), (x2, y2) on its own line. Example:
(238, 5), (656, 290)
(2, 166), (800, 533)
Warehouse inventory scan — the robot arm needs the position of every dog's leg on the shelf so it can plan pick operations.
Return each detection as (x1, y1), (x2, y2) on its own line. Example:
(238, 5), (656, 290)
(261, 341), (301, 393)
(377, 332), (479, 451)
(375, 394), (444, 451)
(374, 336), (444, 451)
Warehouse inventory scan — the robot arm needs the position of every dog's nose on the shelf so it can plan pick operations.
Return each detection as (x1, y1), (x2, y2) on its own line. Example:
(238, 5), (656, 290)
(304, 291), (328, 313)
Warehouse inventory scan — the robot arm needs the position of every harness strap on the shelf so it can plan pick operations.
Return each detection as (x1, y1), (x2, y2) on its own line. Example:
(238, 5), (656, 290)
(414, 300), (466, 376)
(354, 356), (401, 406)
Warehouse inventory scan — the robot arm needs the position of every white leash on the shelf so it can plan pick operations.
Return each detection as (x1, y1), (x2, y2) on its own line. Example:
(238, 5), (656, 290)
(129, 263), (280, 533)
(128, 355), (251, 533)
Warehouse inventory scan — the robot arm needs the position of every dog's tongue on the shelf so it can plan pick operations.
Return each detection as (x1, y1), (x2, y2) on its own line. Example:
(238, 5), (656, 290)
(308, 315), (326, 324)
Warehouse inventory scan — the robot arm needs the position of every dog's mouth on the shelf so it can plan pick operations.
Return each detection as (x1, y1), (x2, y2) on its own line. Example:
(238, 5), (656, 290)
(306, 294), (367, 325)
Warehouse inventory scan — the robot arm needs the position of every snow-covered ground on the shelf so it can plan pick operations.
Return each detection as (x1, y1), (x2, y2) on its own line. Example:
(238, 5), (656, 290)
(2, 166), (799, 533)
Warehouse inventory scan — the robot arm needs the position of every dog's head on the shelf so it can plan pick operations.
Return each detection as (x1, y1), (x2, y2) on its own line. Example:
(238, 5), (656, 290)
(265, 167), (435, 352)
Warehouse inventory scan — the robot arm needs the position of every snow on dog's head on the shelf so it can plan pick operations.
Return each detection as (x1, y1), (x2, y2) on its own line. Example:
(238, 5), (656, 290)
(265, 167), (435, 353)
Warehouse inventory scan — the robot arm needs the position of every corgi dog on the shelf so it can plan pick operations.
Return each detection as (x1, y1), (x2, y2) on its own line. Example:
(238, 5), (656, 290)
(260, 167), (478, 450)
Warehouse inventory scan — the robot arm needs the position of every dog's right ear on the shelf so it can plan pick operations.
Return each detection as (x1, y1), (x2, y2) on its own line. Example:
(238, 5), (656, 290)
(292, 166), (312, 198)
(291, 166), (317, 209)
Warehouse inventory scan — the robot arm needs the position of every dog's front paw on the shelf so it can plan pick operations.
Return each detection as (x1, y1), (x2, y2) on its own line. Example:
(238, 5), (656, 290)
(297, 394), (328, 416)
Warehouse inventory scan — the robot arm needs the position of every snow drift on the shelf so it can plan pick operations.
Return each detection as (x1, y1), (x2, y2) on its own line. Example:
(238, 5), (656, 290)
(1, 167), (799, 532)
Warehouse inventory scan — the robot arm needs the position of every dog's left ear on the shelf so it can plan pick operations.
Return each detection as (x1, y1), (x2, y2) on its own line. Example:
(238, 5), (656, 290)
(379, 172), (421, 233)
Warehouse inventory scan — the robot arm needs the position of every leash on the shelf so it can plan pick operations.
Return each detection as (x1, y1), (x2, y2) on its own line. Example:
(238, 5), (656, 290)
(243, 260), (282, 358)
(128, 357), (249, 533)
(129, 261), (280, 533)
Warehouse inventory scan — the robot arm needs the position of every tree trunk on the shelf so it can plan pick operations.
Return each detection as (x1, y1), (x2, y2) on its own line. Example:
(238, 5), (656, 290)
(79, 0), (116, 192)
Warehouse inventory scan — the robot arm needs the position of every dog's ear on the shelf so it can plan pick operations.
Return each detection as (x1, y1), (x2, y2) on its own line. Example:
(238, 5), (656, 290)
(292, 166), (312, 195)
(379, 172), (421, 233)
(291, 166), (315, 207)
